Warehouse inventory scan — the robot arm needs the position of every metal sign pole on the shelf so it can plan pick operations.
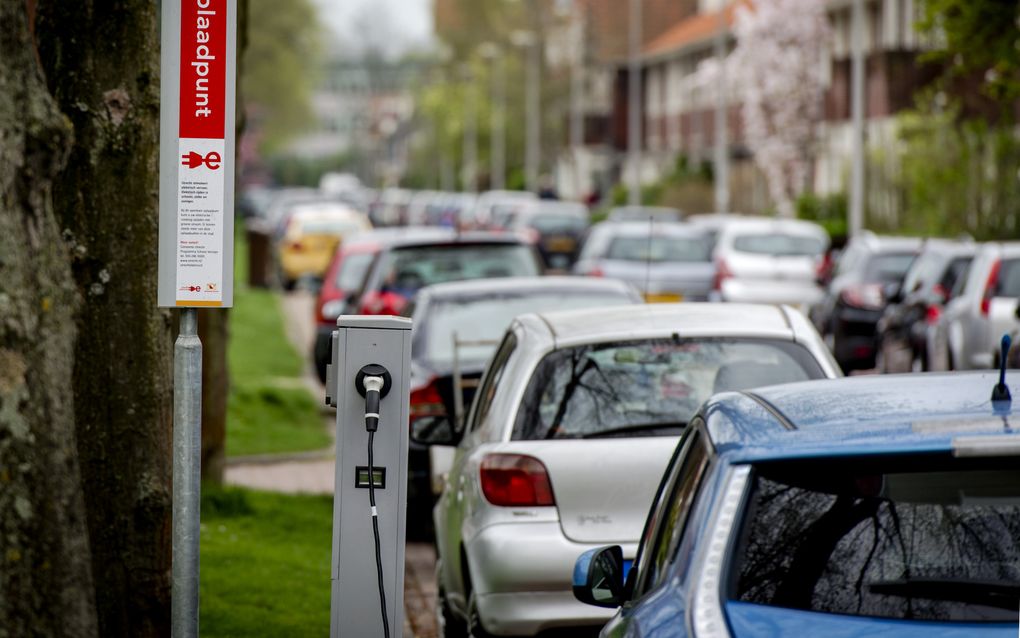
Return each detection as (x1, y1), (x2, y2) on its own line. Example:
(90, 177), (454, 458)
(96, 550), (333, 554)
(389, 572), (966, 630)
(172, 308), (202, 638)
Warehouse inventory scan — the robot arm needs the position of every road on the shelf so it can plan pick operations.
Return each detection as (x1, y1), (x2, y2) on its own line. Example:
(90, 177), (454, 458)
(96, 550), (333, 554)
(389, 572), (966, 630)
(226, 289), (439, 638)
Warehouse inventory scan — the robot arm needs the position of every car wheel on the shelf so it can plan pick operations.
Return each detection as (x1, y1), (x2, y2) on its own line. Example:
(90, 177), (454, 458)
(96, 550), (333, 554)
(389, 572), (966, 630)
(437, 587), (467, 638)
(467, 590), (495, 638)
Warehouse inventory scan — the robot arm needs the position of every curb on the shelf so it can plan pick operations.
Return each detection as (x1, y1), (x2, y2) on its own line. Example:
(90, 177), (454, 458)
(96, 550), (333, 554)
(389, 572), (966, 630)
(225, 446), (335, 467)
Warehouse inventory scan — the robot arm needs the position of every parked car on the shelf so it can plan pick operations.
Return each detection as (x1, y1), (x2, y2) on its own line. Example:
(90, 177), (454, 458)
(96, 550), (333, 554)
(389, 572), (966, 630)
(500, 201), (590, 270)
(710, 218), (829, 309)
(574, 221), (716, 302)
(423, 303), (840, 637)
(685, 213), (757, 252)
(931, 242), (1020, 371)
(351, 231), (544, 317)
(875, 239), (975, 372)
(574, 371), (1020, 638)
(470, 190), (537, 229)
(311, 230), (409, 382)
(812, 232), (922, 372)
(402, 277), (642, 533)
(607, 206), (683, 223)
(275, 202), (372, 290)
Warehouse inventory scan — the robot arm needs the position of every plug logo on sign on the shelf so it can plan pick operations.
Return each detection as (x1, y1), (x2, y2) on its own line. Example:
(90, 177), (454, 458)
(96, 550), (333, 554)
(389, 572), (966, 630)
(181, 150), (222, 170)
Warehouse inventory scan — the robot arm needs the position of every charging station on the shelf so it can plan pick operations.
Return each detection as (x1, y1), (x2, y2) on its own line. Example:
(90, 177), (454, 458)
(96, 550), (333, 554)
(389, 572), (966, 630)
(326, 316), (411, 637)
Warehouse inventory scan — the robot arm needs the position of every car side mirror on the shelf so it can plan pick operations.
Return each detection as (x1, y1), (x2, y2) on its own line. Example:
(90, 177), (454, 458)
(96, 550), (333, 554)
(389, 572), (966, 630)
(572, 545), (627, 608)
(410, 416), (461, 447)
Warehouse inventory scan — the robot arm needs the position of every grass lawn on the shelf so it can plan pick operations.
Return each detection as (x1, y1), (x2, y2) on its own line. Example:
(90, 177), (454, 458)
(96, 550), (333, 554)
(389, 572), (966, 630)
(226, 233), (331, 457)
(200, 487), (332, 636)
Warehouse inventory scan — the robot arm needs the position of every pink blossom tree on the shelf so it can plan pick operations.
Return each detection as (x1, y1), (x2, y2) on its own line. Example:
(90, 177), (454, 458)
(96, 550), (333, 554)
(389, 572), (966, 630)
(730, 0), (831, 217)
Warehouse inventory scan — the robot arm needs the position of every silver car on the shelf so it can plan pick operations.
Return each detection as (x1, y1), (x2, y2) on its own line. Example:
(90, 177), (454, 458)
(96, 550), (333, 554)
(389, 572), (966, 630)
(422, 303), (841, 637)
(709, 218), (829, 309)
(573, 222), (716, 302)
(932, 242), (1020, 370)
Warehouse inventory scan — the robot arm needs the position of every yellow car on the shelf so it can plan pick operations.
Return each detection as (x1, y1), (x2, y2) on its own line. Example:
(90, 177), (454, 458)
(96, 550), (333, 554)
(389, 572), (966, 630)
(277, 202), (372, 289)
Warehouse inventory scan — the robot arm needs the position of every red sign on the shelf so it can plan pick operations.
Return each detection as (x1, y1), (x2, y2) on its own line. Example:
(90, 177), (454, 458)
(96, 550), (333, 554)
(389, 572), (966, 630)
(179, 0), (226, 140)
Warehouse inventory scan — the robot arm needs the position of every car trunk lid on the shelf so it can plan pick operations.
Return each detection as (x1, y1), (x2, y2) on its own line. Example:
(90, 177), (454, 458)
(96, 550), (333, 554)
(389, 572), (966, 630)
(487, 437), (680, 543)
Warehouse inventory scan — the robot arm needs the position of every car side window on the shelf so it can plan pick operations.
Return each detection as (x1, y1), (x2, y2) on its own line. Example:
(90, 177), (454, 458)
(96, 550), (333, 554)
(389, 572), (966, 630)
(632, 424), (711, 598)
(466, 332), (517, 433)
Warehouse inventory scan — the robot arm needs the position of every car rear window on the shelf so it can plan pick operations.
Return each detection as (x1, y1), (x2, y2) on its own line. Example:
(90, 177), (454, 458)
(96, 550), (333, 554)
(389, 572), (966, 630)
(863, 252), (917, 284)
(995, 259), (1020, 297)
(512, 339), (824, 440)
(382, 244), (539, 294)
(528, 214), (587, 234)
(731, 454), (1020, 623)
(606, 236), (710, 263)
(335, 251), (375, 291)
(422, 290), (632, 366)
(732, 233), (825, 257)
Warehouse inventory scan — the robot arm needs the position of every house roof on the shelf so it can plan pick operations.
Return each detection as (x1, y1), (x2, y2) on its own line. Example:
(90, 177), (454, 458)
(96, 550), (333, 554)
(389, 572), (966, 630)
(579, 0), (696, 63)
(643, 1), (748, 60)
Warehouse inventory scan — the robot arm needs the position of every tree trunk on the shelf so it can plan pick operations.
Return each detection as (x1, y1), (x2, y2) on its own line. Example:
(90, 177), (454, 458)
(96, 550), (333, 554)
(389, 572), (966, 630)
(0, 3), (98, 636)
(199, 308), (229, 482)
(35, 2), (173, 636)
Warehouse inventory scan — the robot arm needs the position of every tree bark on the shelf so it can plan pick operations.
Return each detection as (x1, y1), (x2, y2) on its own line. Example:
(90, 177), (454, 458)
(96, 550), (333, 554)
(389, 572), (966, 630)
(0, 3), (98, 636)
(35, 2), (173, 636)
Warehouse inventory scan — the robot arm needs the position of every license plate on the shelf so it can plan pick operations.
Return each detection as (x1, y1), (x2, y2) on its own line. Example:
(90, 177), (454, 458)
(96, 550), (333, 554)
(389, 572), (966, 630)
(644, 293), (683, 303)
(545, 237), (576, 252)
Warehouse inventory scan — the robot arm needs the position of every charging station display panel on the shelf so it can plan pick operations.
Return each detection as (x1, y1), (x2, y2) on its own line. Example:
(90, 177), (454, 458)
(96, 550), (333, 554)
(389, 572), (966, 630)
(158, 0), (236, 308)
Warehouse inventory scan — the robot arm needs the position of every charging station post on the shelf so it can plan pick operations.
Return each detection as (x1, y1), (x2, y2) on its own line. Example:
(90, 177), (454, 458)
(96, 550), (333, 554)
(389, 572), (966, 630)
(326, 316), (412, 637)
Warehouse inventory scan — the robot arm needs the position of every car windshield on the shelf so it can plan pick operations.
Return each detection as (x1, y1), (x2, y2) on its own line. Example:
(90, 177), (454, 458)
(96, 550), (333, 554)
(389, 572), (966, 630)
(732, 455), (1020, 623)
(512, 339), (823, 440)
(732, 233), (825, 257)
(422, 291), (632, 366)
(382, 244), (538, 295)
(606, 236), (710, 263)
(334, 252), (375, 290)
(863, 252), (917, 284)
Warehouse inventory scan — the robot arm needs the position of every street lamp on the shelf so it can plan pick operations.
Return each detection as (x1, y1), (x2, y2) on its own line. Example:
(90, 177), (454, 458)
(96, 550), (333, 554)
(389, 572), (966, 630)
(511, 29), (540, 193)
(849, 0), (865, 236)
(460, 63), (478, 193)
(478, 42), (506, 191)
(626, 0), (642, 206)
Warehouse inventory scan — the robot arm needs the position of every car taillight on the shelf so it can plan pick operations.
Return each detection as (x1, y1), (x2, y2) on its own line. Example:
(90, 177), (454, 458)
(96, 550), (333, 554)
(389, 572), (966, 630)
(980, 258), (1001, 316)
(479, 454), (555, 507)
(840, 283), (885, 310)
(409, 377), (445, 420)
(712, 259), (732, 291)
(586, 266), (604, 278)
(925, 304), (942, 325)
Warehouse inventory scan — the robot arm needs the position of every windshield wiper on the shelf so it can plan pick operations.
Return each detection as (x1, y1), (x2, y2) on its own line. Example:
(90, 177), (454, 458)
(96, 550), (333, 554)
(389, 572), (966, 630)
(868, 578), (1020, 611)
(580, 422), (687, 439)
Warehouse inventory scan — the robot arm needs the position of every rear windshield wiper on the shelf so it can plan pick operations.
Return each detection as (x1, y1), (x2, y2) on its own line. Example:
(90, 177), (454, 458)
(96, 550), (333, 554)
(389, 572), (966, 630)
(869, 578), (1020, 611)
(580, 422), (687, 439)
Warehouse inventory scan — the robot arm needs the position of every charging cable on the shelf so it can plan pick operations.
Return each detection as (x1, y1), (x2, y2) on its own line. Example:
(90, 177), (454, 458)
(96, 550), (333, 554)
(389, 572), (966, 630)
(356, 366), (392, 638)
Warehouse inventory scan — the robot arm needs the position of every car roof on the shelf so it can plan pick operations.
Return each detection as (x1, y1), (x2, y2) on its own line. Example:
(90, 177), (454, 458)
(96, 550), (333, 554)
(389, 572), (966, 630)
(852, 231), (924, 252)
(716, 217), (828, 238)
(704, 371), (1020, 461)
(590, 221), (704, 237)
(341, 227), (527, 249)
(520, 302), (798, 345)
(415, 276), (637, 300)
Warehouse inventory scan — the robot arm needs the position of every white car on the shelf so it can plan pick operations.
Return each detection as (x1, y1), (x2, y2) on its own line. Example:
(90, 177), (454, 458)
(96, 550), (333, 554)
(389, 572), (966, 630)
(420, 303), (841, 637)
(710, 218), (829, 309)
(932, 242), (1020, 370)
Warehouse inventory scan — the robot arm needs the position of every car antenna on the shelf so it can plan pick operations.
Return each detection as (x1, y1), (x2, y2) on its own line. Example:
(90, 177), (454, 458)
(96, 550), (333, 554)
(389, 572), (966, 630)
(991, 334), (1012, 403)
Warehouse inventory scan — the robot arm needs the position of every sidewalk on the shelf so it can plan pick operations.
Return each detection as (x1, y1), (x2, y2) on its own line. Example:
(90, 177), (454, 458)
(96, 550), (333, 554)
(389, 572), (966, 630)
(225, 289), (438, 638)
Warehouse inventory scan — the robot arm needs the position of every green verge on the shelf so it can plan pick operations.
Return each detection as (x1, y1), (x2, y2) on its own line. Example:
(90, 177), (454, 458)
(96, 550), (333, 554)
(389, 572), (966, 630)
(200, 487), (331, 636)
(227, 234), (330, 457)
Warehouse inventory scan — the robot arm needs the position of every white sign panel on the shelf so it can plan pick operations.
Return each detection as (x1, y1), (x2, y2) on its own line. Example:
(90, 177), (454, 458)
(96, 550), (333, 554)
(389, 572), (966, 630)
(158, 0), (235, 308)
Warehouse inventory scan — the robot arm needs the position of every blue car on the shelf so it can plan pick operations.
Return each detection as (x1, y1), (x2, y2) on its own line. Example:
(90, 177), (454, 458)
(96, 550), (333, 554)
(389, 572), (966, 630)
(573, 372), (1020, 637)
